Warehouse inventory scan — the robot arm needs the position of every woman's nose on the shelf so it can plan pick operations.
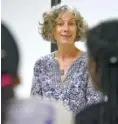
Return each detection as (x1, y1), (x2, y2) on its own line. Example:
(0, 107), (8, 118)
(63, 24), (69, 32)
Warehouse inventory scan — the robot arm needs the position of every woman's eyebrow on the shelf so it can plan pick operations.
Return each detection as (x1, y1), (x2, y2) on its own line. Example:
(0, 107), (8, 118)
(57, 18), (75, 21)
(57, 18), (63, 21)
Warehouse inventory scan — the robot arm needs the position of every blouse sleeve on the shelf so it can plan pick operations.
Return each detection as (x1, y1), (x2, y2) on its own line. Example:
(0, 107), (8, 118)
(85, 73), (105, 106)
(30, 59), (43, 96)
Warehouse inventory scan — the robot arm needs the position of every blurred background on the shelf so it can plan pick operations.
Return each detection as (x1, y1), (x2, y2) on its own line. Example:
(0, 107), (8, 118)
(1, 0), (118, 98)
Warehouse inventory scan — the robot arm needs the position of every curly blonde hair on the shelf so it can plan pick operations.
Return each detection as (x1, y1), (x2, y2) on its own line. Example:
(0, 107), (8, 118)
(39, 4), (88, 43)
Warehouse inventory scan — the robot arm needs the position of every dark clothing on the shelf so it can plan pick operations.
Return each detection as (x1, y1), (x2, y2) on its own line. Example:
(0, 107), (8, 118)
(76, 102), (118, 124)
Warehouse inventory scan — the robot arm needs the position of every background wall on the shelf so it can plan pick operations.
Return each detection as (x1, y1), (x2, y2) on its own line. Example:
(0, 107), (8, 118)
(2, 0), (51, 98)
(2, 0), (118, 98)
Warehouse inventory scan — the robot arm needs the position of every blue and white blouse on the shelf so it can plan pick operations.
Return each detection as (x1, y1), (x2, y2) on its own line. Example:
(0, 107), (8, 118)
(31, 52), (105, 114)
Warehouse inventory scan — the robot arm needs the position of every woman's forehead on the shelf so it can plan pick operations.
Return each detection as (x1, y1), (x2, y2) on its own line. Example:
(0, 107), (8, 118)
(56, 12), (76, 21)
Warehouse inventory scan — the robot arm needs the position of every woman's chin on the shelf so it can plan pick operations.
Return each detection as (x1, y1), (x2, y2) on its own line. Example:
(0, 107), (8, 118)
(60, 40), (73, 45)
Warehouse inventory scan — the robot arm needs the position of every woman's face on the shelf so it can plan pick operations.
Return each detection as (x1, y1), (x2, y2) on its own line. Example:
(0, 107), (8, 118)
(53, 12), (77, 45)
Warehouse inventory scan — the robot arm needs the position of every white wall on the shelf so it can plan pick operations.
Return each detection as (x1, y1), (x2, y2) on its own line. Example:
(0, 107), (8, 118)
(2, 0), (51, 98)
(2, 0), (118, 98)
(62, 0), (118, 51)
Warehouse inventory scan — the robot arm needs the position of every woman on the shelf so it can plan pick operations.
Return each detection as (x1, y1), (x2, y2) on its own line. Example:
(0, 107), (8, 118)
(76, 19), (118, 123)
(31, 5), (105, 114)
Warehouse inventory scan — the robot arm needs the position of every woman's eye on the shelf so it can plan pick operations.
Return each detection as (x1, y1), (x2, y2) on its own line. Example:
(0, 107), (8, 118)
(57, 23), (63, 26)
(69, 23), (75, 25)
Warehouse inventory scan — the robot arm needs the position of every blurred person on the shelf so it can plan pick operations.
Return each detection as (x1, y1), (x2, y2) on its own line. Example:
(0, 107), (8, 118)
(1, 22), (20, 124)
(31, 4), (105, 114)
(1, 22), (73, 124)
(5, 97), (73, 124)
(76, 19), (118, 124)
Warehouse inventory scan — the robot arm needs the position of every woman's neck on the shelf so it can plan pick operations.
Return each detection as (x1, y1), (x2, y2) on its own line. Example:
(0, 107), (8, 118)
(56, 44), (82, 60)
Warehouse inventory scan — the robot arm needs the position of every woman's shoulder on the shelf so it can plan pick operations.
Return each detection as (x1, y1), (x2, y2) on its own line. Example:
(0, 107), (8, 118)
(33, 53), (55, 75)
(75, 52), (88, 68)
(78, 52), (88, 62)
(34, 52), (55, 67)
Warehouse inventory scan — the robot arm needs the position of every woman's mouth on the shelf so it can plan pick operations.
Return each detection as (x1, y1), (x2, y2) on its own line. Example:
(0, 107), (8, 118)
(61, 35), (71, 38)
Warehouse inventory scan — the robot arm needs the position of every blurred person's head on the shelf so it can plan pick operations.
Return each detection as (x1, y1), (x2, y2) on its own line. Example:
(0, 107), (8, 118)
(39, 4), (88, 45)
(87, 19), (118, 96)
(1, 22), (20, 124)
(86, 19), (118, 123)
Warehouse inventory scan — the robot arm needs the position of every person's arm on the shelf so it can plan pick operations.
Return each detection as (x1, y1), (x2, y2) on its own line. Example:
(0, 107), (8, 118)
(85, 73), (105, 106)
(30, 59), (43, 96)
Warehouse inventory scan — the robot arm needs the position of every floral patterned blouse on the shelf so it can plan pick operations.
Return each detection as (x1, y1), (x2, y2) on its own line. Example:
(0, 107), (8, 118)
(31, 52), (105, 114)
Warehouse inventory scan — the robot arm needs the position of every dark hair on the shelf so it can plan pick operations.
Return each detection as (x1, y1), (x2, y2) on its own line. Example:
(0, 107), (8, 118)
(86, 19), (118, 124)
